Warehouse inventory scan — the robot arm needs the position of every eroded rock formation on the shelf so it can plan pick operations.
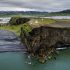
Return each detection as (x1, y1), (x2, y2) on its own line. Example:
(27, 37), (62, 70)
(20, 25), (70, 63)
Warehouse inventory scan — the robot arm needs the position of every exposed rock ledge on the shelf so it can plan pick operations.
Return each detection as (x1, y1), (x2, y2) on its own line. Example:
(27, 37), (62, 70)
(20, 21), (70, 63)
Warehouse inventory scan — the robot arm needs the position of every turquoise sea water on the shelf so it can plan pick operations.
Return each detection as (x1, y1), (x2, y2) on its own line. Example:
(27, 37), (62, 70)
(0, 48), (70, 70)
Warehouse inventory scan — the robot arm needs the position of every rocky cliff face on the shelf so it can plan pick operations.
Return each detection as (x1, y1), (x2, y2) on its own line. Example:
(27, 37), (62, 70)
(20, 26), (70, 63)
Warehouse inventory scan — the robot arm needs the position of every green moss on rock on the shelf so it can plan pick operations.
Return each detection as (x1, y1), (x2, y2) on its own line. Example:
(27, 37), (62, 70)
(22, 23), (32, 34)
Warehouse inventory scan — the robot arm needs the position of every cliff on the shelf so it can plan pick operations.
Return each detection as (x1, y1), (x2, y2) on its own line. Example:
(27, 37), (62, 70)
(20, 19), (70, 63)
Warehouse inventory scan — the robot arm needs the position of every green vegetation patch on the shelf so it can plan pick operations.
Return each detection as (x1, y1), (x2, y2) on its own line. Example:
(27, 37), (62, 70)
(0, 23), (32, 36)
(9, 16), (30, 25)
(29, 18), (56, 28)
(58, 19), (70, 22)
(22, 23), (32, 34)
(0, 25), (23, 36)
(9, 16), (21, 25)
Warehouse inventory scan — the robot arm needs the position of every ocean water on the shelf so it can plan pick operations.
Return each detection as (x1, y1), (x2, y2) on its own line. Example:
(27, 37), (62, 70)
(0, 48), (70, 70)
(44, 16), (70, 19)
(0, 17), (11, 23)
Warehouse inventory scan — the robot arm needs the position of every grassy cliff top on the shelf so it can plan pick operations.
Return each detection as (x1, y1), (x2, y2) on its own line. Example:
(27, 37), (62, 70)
(22, 18), (70, 34)
(45, 19), (70, 28)
(28, 18), (56, 28)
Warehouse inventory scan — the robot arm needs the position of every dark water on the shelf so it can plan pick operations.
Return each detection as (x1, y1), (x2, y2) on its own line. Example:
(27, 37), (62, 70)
(0, 48), (70, 70)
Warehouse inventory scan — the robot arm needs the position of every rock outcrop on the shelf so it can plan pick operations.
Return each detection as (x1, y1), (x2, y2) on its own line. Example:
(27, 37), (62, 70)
(20, 20), (70, 63)
(9, 16), (30, 25)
